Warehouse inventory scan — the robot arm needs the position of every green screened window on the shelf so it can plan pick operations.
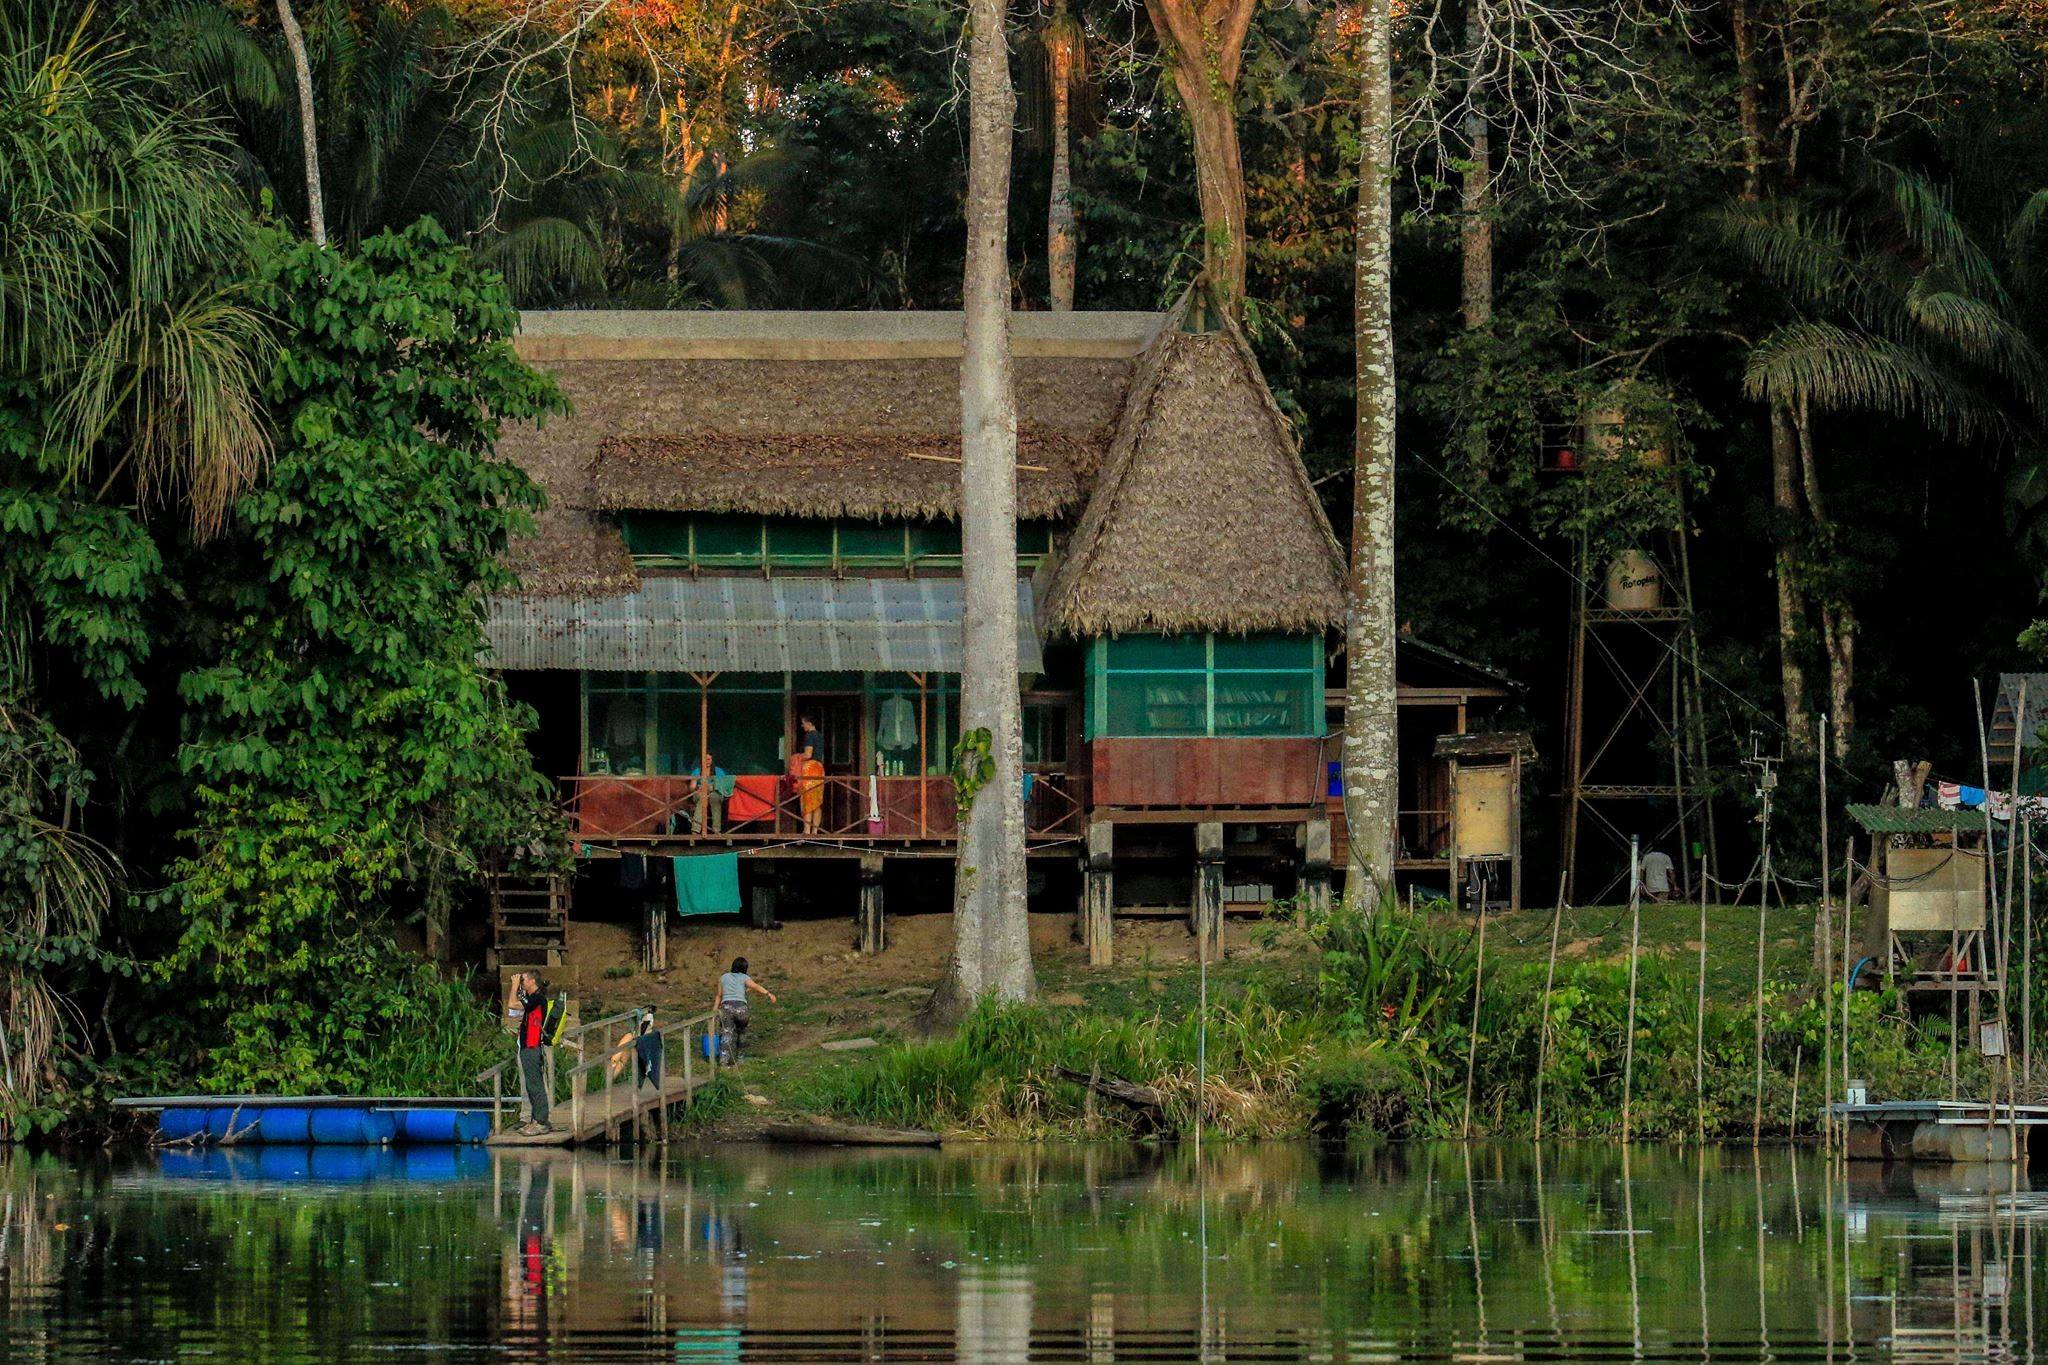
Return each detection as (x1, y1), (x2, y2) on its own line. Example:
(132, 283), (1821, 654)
(1087, 633), (1321, 739)
(582, 673), (785, 776)
(617, 514), (1053, 571)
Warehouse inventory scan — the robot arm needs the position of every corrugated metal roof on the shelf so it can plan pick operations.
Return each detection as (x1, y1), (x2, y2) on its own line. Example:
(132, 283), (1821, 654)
(485, 577), (1043, 674)
(1846, 803), (1996, 834)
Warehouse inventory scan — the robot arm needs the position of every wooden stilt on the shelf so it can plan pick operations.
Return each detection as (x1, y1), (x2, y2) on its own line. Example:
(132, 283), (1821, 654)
(1084, 819), (1114, 966)
(1533, 870), (1566, 1142)
(1301, 816), (1333, 920)
(1193, 822), (1225, 961)
(858, 851), (886, 955)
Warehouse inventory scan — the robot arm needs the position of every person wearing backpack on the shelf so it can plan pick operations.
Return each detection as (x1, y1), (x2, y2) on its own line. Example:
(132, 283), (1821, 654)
(505, 971), (558, 1134)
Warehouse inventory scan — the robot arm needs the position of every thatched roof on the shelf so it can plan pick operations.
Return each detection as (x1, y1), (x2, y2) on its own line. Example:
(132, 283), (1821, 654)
(496, 312), (1161, 597)
(591, 426), (1093, 520)
(1037, 303), (1348, 637)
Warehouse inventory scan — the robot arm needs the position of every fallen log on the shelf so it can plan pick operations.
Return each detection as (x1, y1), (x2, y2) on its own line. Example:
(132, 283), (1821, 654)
(1053, 1065), (1167, 1123)
(761, 1120), (942, 1147)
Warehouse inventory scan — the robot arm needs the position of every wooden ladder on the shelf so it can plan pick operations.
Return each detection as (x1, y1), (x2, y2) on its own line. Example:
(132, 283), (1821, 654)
(490, 872), (568, 970)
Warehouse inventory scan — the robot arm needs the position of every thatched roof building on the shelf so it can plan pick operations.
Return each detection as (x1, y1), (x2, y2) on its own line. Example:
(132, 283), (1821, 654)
(494, 304), (1346, 643)
(1036, 308), (1347, 637)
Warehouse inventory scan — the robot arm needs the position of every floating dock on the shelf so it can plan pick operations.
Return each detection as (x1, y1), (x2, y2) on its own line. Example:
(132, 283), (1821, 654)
(1832, 1100), (2048, 1163)
(115, 1095), (505, 1146)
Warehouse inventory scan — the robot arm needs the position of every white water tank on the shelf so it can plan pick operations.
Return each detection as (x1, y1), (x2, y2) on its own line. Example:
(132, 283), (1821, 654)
(1604, 549), (1663, 611)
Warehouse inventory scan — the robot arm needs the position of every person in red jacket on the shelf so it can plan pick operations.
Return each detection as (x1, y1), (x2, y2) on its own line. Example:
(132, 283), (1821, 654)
(504, 971), (554, 1134)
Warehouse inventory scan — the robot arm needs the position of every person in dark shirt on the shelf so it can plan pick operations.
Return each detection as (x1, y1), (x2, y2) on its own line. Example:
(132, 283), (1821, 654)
(504, 971), (554, 1134)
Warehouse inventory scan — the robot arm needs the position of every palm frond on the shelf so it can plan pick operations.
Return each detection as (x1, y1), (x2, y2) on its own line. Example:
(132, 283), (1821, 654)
(1880, 164), (2013, 313)
(1902, 277), (2048, 417)
(1714, 203), (1876, 318)
(474, 216), (607, 302)
(1744, 321), (2016, 444)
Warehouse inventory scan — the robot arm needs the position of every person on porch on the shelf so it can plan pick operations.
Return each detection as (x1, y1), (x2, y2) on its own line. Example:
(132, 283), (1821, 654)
(688, 751), (732, 834)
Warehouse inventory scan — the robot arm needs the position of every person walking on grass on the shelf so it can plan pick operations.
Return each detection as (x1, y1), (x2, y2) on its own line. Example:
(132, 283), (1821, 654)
(714, 957), (777, 1065)
(505, 970), (555, 1135)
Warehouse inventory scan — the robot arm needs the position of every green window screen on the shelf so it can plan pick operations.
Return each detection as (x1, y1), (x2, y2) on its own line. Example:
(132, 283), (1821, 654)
(692, 514), (763, 559)
(838, 519), (906, 562)
(620, 514), (692, 559)
(1088, 633), (1320, 738)
(908, 521), (961, 559)
(1213, 672), (1316, 736)
(1018, 520), (1058, 558)
(767, 518), (834, 561)
(1104, 634), (1206, 671)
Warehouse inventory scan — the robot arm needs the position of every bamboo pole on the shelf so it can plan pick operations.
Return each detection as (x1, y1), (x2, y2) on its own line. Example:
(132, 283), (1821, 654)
(1820, 714), (1834, 1153)
(1462, 866), (1487, 1140)
(1788, 1043), (1801, 1139)
(1697, 853), (1709, 1146)
(1840, 837), (1852, 1167)
(1976, 679), (2014, 1139)
(1623, 836), (1643, 1143)
(1753, 801), (1772, 1146)
(1534, 869), (1567, 1141)
(2028, 814), (2035, 1086)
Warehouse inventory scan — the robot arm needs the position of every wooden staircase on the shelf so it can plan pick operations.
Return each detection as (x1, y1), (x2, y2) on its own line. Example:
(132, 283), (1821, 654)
(489, 872), (568, 970)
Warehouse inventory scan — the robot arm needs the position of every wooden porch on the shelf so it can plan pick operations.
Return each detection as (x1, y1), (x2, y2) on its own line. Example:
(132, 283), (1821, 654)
(561, 770), (1089, 850)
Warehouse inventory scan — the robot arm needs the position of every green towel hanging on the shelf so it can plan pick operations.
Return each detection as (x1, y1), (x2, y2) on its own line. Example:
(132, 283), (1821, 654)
(674, 853), (742, 917)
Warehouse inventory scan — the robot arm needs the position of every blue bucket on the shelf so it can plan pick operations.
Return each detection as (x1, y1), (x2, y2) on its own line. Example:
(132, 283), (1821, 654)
(257, 1107), (313, 1145)
(157, 1107), (208, 1143)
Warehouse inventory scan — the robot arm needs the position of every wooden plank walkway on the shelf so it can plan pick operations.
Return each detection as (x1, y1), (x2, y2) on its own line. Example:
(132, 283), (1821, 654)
(487, 1072), (710, 1148)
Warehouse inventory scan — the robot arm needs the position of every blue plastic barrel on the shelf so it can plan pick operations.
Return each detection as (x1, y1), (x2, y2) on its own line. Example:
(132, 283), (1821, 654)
(308, 1107), (395, 1144)
(397, 1108), (491, 1144)
(157, 1107), (207, 1143)
(256, 1107), (312, 1144)
(396, 1146), (459, 1181)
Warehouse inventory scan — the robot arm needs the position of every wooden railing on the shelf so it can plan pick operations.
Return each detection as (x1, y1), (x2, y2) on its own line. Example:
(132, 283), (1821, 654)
(478, 1006), (719, 1139)
(561, 771), (1087, 844)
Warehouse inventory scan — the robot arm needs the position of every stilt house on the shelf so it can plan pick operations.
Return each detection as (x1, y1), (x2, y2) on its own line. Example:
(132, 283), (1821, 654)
(484, 300), (1523, 966)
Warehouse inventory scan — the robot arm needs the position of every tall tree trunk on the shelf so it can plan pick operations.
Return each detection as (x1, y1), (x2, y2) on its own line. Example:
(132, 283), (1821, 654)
(1731, 0), (1763, 200)
(1344, 0), (1399, 906)
(1769, 405), (1815, 752)
(1460, 0), (1492, 330)
(926, 0), (1034, 1029)
(1046, 7), (1079, 310)
(1793, 404), (1855, 759)
(275, 0), (326, 247)
(1142, 0), (1256, 315)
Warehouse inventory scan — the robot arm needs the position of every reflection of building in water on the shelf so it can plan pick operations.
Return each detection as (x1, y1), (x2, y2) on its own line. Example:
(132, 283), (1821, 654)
(1843, 1162), (2035, 1359)
(957, 1264), (1033, 1364)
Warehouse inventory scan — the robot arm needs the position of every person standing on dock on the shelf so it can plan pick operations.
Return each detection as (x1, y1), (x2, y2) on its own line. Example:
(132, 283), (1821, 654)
(506, 971), (555, 1134)
(714, 957), (778, 1064)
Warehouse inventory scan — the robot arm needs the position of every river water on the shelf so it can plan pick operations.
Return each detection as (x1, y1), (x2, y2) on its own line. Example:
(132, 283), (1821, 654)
(0, 1141), (2040, 1360)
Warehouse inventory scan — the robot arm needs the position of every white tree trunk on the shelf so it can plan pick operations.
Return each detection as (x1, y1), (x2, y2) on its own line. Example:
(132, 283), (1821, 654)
(275, 0), (327, 247)
(931, 0), (1034, 1026)
(1344, 0), (1399, 906)
(1769, 405), (1815, 752)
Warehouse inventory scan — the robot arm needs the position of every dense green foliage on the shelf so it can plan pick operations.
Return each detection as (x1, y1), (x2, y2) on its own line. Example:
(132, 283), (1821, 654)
(169, 221), (564, 1091)
(805, 901), (1985, 1142)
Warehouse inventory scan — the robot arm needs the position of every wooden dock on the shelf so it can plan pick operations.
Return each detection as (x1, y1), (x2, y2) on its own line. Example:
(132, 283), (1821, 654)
(483, 1006), (723, 1149)
(486, 1072), (710, 1147)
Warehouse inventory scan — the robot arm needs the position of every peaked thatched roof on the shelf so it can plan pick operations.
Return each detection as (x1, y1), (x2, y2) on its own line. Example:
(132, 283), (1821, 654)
(1037, 303), (1348, 637)
(496, 312), (1161, 597)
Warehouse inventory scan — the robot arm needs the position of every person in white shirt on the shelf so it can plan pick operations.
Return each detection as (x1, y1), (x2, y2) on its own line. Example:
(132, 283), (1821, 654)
(1640, 847), (1676, 902)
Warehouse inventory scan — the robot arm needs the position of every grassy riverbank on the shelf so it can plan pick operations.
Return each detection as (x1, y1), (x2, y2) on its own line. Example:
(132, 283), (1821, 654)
(600, 898), (2000, 1144)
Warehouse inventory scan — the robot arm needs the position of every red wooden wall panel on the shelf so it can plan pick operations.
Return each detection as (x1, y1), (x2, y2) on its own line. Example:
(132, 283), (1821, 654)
(1091, 738), (1324, 808)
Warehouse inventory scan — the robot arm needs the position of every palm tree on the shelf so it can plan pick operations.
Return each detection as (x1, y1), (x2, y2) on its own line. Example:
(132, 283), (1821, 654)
(1721, 166), (2048, 756)
(0, 0), (270, 533)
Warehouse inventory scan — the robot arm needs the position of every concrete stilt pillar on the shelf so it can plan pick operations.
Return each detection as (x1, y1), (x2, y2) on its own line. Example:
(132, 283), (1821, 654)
(1084, 820), (1115, 967)
(1194, 821), (1225, 961)
(645, 890), (668, 973)
(1301, 816), (1333, 921)
(858, 852), (886, 955)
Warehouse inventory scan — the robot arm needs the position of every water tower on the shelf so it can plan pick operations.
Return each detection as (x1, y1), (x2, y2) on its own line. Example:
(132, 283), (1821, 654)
(1557, 386), (1718, 902)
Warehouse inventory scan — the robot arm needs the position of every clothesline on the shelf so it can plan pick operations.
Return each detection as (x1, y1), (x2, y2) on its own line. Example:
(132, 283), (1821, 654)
(1932, 780), (2047, 821)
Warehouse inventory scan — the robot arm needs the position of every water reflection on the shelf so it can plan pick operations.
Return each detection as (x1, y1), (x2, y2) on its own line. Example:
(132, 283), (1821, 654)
(2, 1142), (2046, 1359)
